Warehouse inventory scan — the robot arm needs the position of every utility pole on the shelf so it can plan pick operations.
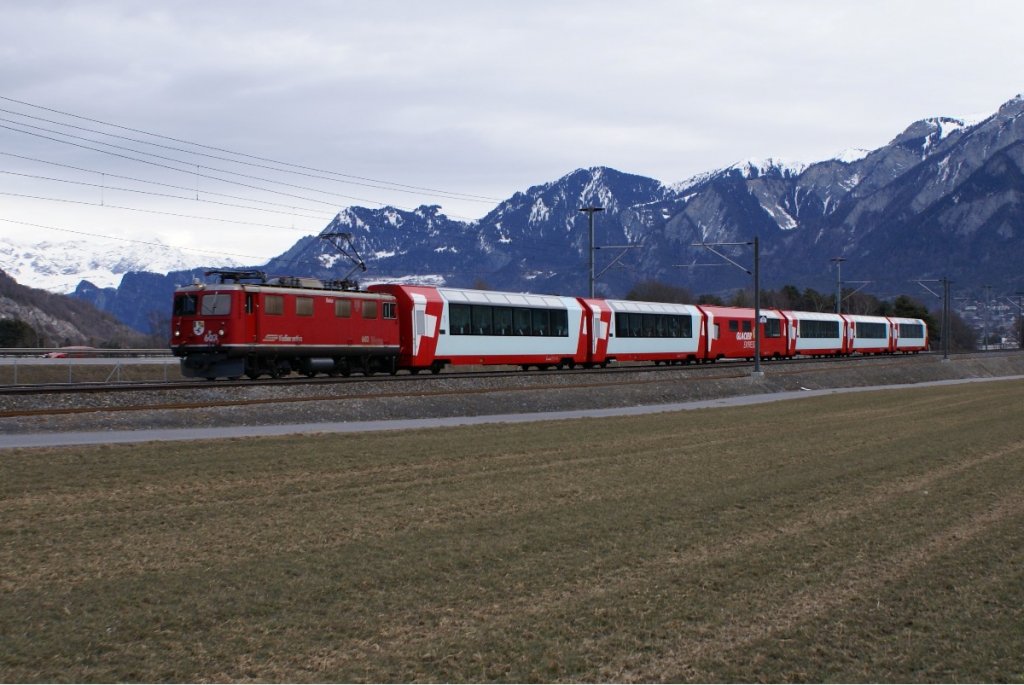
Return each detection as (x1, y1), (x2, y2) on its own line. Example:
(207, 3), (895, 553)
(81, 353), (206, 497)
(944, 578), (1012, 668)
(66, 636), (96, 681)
(1015, 292), (1024, 349)
(943, 277), (951, 360)
(831, 257), (847, 314)
(982, 284), (993, 350)
(579, 207), (604, 298)
(915, 277), (952, 361)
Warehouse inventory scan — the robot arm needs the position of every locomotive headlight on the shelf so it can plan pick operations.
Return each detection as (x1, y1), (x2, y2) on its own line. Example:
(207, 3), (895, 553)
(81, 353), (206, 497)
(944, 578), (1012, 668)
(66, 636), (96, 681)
(218, 329), (225, 336)
(174, 330), (180, 337)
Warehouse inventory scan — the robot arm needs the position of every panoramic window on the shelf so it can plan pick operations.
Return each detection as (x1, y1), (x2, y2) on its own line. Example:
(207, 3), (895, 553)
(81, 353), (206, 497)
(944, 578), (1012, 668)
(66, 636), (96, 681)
(900, 322), (924, 338)
(449, 303), (569, 337)
(614, 313), (693, 339)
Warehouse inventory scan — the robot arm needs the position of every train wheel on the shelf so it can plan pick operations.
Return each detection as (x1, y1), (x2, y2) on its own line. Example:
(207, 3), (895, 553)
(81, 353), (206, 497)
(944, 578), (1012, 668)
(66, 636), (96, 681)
(409, 368), (420, 375)
(430, 362), (443, 375)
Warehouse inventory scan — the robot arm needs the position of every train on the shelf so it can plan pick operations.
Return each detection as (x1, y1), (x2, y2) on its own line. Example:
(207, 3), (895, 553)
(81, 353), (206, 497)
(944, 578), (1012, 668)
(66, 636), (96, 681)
(169, 270), (929, 380)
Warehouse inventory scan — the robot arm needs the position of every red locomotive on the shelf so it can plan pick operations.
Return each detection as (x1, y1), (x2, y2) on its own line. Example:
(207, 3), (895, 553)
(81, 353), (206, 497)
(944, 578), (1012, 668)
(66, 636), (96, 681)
(170, 271), (929, 379)
(171, 270), (399, 379)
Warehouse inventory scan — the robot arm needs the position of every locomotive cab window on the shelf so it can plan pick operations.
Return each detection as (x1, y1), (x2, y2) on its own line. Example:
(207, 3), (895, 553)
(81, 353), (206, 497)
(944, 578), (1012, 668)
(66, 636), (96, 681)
(383, 302), (396, 319)
(200, 293), (232, 316)
(173, 294), (198, 316)
(765, 318), (781, 338)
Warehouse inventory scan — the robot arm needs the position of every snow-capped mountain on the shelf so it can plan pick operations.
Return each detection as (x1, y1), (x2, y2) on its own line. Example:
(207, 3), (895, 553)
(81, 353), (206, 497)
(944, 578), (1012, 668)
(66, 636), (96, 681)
(66, 92), (1024, 334)
(0, 237), (242, 293)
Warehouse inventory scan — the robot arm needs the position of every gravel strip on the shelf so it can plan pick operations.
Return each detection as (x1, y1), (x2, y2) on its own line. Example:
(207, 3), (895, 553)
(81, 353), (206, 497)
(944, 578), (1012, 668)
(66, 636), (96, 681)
(2, 353), (1023, 436)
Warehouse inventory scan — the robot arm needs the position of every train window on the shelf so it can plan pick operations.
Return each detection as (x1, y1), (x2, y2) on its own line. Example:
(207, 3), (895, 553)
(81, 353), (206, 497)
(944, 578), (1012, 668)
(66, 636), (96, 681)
(200, 293), (232, 316)
(899, 322), (924, 338)
(856, 321), (888, 339)
(335, 299), (351, 318)
(383, 302), (396, 319)
(728, 320), (739, 332)
(615, 313), (629, 338)
(296, 297), (314, 317)
(513, 308), (531, 335)
(666, 316), (679, 338)
(450, 303), (471, 335)
(765, 318), (781, 338)
(742, 320), (751, 332)
(680, 315), (693, 338)
(531, 309), (550, 336)
(471, 305), (493, 335)
(493, 307), (513, 335)
(245, 294), (254, 314)
(362, 300), (378, 319)
(551, 309), (568, 336)
(641, 314), (656, 337)
(264, 295), (284, 315)
(799, 319), (839, 338)
(173, 294), (197, 316)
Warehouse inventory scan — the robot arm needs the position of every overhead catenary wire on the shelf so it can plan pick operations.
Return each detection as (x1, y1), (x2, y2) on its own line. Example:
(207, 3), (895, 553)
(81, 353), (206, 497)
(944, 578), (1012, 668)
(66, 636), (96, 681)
(0, 119), (426, 212)
(0, 151), (331, 218)
(0, 95), (504, 203)
(0, 191), (317, 234)
(0, 167), (329, 222)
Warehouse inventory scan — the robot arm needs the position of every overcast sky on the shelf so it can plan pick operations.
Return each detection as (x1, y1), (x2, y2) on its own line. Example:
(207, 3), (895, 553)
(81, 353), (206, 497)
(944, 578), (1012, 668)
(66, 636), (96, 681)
(2, 0), (1023, 264)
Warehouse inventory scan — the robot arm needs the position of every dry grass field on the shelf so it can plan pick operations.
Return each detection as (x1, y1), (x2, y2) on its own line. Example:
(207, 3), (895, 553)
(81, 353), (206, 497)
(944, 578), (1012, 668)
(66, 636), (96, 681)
(2, 380), (1023, 682)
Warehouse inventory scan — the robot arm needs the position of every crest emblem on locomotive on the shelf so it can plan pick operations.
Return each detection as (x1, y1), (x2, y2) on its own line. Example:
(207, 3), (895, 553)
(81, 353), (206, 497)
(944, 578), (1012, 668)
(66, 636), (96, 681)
(192, 320), (205, 336)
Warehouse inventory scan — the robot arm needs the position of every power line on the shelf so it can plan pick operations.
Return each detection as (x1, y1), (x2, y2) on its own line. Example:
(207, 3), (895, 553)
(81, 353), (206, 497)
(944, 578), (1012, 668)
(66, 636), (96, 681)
(0, 107), (497, 204)
(0, 167), (328, 222)
(0, 119), (414, 210)
(0, 94), (504, 203)
(1, 151), (331, 217)
(0, 191), (317, 233)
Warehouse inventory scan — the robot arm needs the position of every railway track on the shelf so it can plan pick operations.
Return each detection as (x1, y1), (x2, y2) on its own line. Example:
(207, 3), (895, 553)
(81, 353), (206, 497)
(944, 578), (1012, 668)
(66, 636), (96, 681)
(0, 352), (944, 421)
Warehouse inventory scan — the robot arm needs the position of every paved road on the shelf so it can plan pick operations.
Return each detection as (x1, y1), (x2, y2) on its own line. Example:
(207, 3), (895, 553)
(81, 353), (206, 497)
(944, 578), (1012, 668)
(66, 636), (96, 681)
(2, 375), (1022, 450)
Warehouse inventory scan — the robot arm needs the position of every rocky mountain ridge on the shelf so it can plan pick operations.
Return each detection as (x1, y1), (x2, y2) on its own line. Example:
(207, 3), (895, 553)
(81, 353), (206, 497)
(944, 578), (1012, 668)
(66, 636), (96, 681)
(22, 94), (1024, 333)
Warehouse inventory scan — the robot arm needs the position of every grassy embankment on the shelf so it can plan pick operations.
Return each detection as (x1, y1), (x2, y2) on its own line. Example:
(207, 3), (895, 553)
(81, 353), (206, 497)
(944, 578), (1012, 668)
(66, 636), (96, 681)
(1, 380), (1023, 681)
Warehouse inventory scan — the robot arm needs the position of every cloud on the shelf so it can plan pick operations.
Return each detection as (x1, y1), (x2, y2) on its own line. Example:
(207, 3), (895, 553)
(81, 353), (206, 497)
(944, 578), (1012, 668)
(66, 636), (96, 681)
(3, 0), (1024, 260)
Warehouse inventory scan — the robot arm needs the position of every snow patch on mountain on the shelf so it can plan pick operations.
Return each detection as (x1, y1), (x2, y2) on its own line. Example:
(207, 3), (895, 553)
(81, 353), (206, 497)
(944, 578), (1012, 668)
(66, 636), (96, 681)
(730, 157), (809, 179)
(0, 237), (240, 293)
